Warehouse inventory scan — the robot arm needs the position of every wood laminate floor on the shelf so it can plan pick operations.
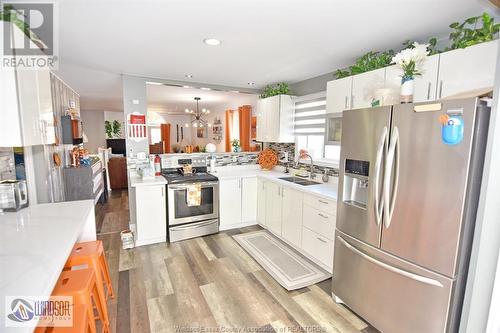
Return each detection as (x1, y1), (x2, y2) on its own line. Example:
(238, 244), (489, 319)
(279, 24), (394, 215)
(96, 190), (378, 333)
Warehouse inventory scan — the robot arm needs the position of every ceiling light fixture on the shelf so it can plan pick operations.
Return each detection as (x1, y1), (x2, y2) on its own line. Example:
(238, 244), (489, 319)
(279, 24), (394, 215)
(203, 38), (221, 46)
(200, 87), (211, 91)
(183, 85), (192, 88)
(247, 82), (255, 86)
(185, 74), (193, 78)
(184, 97), (210, 128)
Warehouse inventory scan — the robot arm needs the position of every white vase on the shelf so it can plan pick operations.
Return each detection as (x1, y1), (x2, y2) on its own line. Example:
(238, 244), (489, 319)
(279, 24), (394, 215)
(400, 78), (414, 103)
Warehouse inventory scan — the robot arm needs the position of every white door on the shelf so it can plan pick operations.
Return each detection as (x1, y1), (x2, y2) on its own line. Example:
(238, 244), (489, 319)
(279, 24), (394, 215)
(219, 178), (242, 228)
(265, 95), (281, 142)
(256, 99), (267, 141)
(257, 178), (266, 226)
(281, 187), (303, 247)
(438, 40), (498, 99)
(265, 181), (282, 235)
(241, 177), (257, 223)
(385, 54), (440, 103)
(326, 77), (353, 114)
(351, 68), (386, 109)
(135, 185), (166, 241)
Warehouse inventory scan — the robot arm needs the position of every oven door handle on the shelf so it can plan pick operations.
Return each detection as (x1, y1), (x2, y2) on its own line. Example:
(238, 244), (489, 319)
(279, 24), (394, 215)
(169, 182), (218, 190)
(170, 219), (218, 231)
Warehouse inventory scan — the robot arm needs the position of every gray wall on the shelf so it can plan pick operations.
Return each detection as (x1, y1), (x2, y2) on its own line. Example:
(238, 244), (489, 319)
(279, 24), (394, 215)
(81, 110), (105, 153)
(290, 71), (336, 96)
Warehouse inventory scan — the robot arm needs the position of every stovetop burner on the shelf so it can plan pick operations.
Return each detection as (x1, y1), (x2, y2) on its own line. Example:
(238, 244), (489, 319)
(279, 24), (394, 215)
(161, 167), (218, 184)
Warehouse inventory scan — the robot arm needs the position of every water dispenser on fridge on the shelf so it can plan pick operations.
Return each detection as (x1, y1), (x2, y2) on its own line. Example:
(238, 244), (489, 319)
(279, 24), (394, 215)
(342, 159), (369, 210)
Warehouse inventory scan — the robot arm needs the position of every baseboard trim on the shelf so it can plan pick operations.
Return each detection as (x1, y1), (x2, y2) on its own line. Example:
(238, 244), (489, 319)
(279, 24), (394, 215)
(220, 220), (258, 231)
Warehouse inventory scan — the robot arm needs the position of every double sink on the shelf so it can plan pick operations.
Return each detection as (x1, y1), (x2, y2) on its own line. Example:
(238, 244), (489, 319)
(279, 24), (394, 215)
(279, 176), (320, 186)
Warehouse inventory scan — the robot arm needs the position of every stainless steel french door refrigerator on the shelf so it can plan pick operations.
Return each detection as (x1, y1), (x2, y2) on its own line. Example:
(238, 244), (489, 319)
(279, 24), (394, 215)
(332, 97), (490, 333)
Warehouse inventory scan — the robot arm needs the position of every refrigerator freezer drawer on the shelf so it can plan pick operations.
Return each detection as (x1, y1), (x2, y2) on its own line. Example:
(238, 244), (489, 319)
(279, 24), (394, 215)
(332, 231), (454, 333)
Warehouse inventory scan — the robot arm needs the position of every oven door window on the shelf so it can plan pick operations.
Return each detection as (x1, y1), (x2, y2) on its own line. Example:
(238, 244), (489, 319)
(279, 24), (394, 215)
(173, 187), (214, 219)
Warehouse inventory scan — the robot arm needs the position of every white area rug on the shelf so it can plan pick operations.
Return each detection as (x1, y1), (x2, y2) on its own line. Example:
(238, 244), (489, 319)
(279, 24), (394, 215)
(233, 230), (331, 290)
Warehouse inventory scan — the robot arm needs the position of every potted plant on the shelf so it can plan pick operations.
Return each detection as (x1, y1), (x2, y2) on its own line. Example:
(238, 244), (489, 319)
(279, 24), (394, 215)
(231, 139), (241, 152)
(260, 83), (291, 98)
(391, 42), (429, 103)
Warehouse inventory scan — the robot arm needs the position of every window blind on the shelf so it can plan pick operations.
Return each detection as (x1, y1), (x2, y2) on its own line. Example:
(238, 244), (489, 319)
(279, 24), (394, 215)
(294, 92), (326, 136)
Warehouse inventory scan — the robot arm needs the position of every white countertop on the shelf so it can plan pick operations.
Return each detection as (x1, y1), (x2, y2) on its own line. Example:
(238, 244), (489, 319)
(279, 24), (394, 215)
(127, 165), (338, 200)
(0, 200), (95, 332)
(212, 165), (339, 200)
(129, 173), (168, 187)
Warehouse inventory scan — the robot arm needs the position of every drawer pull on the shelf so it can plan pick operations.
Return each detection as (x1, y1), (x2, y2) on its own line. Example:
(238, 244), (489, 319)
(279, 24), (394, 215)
(318, 213), (329, 219)
(316, 237), (327, 243)
(318, 199), (329, 204)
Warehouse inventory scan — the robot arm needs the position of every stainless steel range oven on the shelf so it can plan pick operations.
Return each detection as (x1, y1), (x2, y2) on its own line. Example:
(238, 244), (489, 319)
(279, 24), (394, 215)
(163, 156), (219, 242)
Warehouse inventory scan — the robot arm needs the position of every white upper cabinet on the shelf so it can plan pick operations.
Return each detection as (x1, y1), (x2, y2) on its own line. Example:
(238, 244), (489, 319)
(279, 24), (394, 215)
(385, 54), (440, 103)
(0, 69), (55, 147)
(256, 95), (294, 143)
(350, 68), (386, 109)
(438, 40), (498, 99)
(326, 77), (352, 114)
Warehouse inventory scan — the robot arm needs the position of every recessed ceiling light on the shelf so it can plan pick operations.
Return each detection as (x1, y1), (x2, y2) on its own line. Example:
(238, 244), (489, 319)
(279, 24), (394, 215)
(230, 90), (240, 93)
(146, 81), (162, 85)
(183, 85), (192, 88)
(203, 38), (221, 46)
(185, 74), (193, 78)
(247, 82), (255, 86)
(200, 87), (211, 91)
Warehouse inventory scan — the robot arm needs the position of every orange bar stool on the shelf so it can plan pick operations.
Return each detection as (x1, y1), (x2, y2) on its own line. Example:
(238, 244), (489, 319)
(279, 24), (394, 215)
(65, 241), (114, 301)
(52, 268), (109, 333)
(35, 304), (94, 333)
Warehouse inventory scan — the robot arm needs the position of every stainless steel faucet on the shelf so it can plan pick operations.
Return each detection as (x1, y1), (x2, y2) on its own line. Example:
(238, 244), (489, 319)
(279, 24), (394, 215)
(298, 153), (316, 179)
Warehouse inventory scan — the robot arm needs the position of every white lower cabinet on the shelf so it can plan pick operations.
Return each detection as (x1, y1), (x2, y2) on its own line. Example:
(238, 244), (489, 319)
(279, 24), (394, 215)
(302, 227), (334, 270)
(219, 178), (242, 228)
(257, 179), (336, 272)
(219, 176), (257, 230)
(265, 181), (283, 235)
(257, 178), (266, 226)
(241, 177), (257, 223)
(134, 184), (167, 246)
(281, 187), (303, 248)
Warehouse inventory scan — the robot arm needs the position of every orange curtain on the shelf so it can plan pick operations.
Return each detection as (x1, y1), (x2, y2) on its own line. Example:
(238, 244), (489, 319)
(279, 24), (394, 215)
(160, 123), (171, 153)
(238, 105), (252, 152)
(225, 110), (233, 152)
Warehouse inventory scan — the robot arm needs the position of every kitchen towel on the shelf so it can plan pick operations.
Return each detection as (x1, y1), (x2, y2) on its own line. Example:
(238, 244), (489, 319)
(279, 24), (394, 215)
(186, 183), (201, 206)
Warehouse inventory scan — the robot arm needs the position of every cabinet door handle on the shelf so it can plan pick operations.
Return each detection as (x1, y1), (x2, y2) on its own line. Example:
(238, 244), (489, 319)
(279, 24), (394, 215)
(344, 96), (348, 109)
(439, 80), (443, 99)
(318, 199), (329, 204)
(317, 237), (327, 243)
(318, 213), (329, 219)
(161, 186), (164, 197)
(350, 95), (354, 108)
(427, 82), (431, 100)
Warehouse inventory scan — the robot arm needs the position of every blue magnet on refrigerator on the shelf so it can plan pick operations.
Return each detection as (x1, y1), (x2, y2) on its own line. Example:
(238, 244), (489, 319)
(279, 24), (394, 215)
(441, 115), (464, 145)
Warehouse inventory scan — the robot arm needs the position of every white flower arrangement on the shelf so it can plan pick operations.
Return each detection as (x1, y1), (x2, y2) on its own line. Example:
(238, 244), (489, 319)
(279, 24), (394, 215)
(391, 42), (430, 82)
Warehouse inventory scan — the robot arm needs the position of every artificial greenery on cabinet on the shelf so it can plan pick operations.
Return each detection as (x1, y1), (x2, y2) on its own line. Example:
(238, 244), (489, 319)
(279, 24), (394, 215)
(260, 82), (291, 98)
(334, 12), (499, 79)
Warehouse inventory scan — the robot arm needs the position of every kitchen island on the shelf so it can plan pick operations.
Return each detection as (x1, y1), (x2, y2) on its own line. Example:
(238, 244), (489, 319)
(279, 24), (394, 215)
(0, 200), (96, 332)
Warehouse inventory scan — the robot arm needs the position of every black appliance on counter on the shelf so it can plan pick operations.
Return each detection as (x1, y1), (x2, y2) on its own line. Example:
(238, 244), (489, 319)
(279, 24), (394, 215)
(162, 156), (219, 242)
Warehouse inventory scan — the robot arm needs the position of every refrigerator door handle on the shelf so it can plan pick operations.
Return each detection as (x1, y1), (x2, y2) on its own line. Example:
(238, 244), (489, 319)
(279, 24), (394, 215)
(383, 126), (400, 229)
(337, 236), (444, 288)
(374, 126), (388, 225)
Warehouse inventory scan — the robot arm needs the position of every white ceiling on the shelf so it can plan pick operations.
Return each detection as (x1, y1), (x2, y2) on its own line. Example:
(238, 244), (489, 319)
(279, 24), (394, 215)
(55, 0), (497, 111)
(147, 84), (259, 114)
